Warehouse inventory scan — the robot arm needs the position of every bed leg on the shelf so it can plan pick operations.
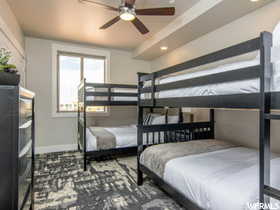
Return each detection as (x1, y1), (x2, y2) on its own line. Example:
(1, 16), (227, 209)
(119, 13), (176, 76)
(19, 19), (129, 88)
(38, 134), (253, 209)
(137, 167), (143, 186)
(83, 155), (87, 171)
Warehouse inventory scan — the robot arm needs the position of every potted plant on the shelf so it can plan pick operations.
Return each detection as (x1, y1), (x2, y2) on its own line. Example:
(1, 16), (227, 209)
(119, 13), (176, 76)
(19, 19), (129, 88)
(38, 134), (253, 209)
(0, 48), (20, 85)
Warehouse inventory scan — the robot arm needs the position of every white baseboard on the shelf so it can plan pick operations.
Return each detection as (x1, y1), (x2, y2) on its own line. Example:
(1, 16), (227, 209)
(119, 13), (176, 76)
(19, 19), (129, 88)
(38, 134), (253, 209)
(35, 144), (77, 154)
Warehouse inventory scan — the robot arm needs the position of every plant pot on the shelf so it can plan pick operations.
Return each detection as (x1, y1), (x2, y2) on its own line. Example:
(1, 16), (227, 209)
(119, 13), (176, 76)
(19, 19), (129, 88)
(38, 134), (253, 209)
(0, 71), (20, 85)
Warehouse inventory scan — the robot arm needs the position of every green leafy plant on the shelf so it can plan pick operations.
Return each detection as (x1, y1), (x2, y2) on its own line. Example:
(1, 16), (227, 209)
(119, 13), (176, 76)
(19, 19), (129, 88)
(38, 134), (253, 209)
(0, 48), (17, 73)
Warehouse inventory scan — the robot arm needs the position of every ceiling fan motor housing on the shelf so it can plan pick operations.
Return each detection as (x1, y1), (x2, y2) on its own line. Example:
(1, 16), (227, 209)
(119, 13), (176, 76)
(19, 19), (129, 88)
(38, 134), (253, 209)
(119, 4), (136, 21)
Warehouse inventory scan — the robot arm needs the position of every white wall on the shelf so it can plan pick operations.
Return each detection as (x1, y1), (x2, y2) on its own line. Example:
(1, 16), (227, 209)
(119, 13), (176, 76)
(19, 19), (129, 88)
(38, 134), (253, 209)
(150, 1), (280, 152)
(0, 0), (25, 86)
(25, 37), (151, 152)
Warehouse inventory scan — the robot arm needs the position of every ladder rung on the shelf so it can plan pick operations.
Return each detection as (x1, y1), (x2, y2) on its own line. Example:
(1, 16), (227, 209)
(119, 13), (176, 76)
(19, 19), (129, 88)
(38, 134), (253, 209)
(264, 185), (280, 200)
(264, 114), (280, 120)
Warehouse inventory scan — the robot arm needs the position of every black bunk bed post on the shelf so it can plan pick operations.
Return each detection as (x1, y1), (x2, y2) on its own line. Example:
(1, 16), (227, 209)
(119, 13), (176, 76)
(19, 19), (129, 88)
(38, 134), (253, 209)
(77, 83), (80, 152)
(83, 78), (88, 171)
(151, 73), (156, 107)
(137, 72), (146, 186)
(77, 80), (83, 152)
(210, 109), (215, 139)
(259, 31), (272, 205)
(179, 107), (183, 123)
(108, 87), (112, 103)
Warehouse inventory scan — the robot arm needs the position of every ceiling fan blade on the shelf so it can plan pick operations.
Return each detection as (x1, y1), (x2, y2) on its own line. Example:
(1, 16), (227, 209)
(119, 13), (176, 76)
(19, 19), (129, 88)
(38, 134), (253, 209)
(100, 16), (121, 29)
(136, 7), (175, 16)
(124, 0), (136, 6)
(131, 17), (149, 35)
(79, 0), (119, 11)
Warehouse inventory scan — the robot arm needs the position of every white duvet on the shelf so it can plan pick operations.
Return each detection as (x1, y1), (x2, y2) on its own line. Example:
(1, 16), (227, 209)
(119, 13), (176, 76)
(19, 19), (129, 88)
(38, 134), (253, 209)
(164, 147), (280, 210)
(86, 124), (164, 151)
(86, 125), (137, 151)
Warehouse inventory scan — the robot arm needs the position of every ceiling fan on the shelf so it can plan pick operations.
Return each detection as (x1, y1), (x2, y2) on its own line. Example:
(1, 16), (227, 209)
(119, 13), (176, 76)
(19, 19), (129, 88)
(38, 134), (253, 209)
(79, 0), (176, 35)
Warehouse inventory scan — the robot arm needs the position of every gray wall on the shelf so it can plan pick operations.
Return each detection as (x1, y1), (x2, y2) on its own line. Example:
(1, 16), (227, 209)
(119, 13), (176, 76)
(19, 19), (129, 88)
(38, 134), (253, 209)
(150, 1), (280, 152)
(0, 0), (24, 48)
(215, 110), (280, 153)
(25, 37), (151, 150)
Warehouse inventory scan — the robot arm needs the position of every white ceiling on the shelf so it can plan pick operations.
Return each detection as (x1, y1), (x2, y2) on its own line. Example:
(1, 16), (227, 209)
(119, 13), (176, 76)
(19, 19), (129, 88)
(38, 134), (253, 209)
(7, 0), (198, 50)
(134, 0), (275, 60)
(7, 0), (275, 60)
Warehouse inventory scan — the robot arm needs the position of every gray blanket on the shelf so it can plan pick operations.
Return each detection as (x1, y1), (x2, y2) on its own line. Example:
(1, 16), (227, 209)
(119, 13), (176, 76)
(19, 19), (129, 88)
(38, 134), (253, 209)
(140, 139), (236, 177)
(88, 127), (116, 150)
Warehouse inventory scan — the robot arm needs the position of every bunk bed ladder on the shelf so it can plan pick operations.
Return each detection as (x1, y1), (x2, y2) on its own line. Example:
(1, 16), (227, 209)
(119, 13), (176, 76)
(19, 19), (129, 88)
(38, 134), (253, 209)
(259, 32), (280, 206)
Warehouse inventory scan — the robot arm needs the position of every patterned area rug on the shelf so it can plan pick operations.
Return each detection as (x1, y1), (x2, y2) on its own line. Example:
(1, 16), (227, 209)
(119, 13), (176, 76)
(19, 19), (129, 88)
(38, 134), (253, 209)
(34, 152), (183, 210)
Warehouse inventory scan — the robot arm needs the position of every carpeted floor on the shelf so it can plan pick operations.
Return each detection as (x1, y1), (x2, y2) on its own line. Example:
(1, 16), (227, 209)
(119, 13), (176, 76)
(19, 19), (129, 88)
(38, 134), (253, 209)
(34, 152), (183, 210)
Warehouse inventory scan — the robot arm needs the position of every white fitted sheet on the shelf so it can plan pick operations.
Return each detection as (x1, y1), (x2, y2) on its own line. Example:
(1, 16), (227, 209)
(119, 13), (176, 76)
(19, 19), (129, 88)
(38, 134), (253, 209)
(142, 46), (280, 99)
(163, 147), (280, 210)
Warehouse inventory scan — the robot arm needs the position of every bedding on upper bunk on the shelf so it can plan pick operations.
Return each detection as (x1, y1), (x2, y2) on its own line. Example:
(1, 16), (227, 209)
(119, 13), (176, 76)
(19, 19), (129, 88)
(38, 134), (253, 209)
(142, 21), (280, 99)
(140, 140), (280, 210)
(142, 46), (280, 99)
(86, 87), (137, 101)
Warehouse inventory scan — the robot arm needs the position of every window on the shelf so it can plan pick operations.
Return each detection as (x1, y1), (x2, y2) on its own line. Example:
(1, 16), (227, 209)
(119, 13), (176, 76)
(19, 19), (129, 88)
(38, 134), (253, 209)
(57, 51), (106, 113)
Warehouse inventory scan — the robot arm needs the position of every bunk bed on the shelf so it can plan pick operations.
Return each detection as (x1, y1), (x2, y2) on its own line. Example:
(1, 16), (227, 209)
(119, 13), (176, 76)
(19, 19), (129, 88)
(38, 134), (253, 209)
(77, 79), (190, 171)
(137, 31), (280, 209)
(77, 79), (138, 171)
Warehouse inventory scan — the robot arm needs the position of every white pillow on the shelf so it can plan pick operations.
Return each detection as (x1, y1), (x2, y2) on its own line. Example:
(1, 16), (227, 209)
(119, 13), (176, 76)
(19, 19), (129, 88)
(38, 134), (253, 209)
(151, 115), (166, 125)
(168, 115), (179, 124)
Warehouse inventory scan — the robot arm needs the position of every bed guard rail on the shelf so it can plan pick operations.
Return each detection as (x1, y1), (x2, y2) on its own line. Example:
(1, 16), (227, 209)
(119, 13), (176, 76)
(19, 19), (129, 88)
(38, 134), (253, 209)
(137, 32), (279, 109)
(78, 78), (138, 106)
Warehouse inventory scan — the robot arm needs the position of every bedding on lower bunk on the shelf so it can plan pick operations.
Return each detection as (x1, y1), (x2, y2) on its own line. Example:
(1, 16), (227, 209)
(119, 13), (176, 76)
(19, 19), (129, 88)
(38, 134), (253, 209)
(86, 124), (165, 151)
(87, 127), (116, 150)
(86, 125), (137, 151)
(140, 140), (280, 210)
(142, 46), (280, 99)
(85, 112), (188, 152)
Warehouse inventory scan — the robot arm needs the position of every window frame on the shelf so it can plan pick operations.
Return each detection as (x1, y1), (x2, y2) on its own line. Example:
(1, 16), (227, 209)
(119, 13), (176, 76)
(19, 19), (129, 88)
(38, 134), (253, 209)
(52, 43), (111, 118)
(57, 51), (106, 113)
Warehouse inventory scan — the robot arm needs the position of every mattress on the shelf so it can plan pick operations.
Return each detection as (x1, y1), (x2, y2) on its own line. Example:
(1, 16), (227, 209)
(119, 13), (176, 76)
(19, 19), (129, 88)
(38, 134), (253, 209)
(86, 87), (137, 101)
(142, 46), (280, 99)
(86, 96), (137, 101)
(86, 125), (163, 151)
(142, 144), (280, 210)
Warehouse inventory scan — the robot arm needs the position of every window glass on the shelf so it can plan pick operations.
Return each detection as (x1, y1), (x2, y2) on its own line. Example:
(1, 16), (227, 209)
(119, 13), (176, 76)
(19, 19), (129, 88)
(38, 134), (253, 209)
(84, 58), (105, 83)
(58, 55), (81, 112)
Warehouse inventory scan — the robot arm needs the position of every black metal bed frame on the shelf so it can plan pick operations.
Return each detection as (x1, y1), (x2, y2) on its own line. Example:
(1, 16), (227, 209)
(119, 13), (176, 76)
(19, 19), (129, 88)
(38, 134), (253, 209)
(77, 79), (138, 171)
(137, 32), (280, 209)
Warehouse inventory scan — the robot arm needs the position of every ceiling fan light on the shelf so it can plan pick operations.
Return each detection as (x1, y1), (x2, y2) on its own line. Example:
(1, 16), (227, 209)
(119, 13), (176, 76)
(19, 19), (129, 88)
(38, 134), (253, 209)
(120, 12), (135, 21)
(120, 6), (136, 21)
